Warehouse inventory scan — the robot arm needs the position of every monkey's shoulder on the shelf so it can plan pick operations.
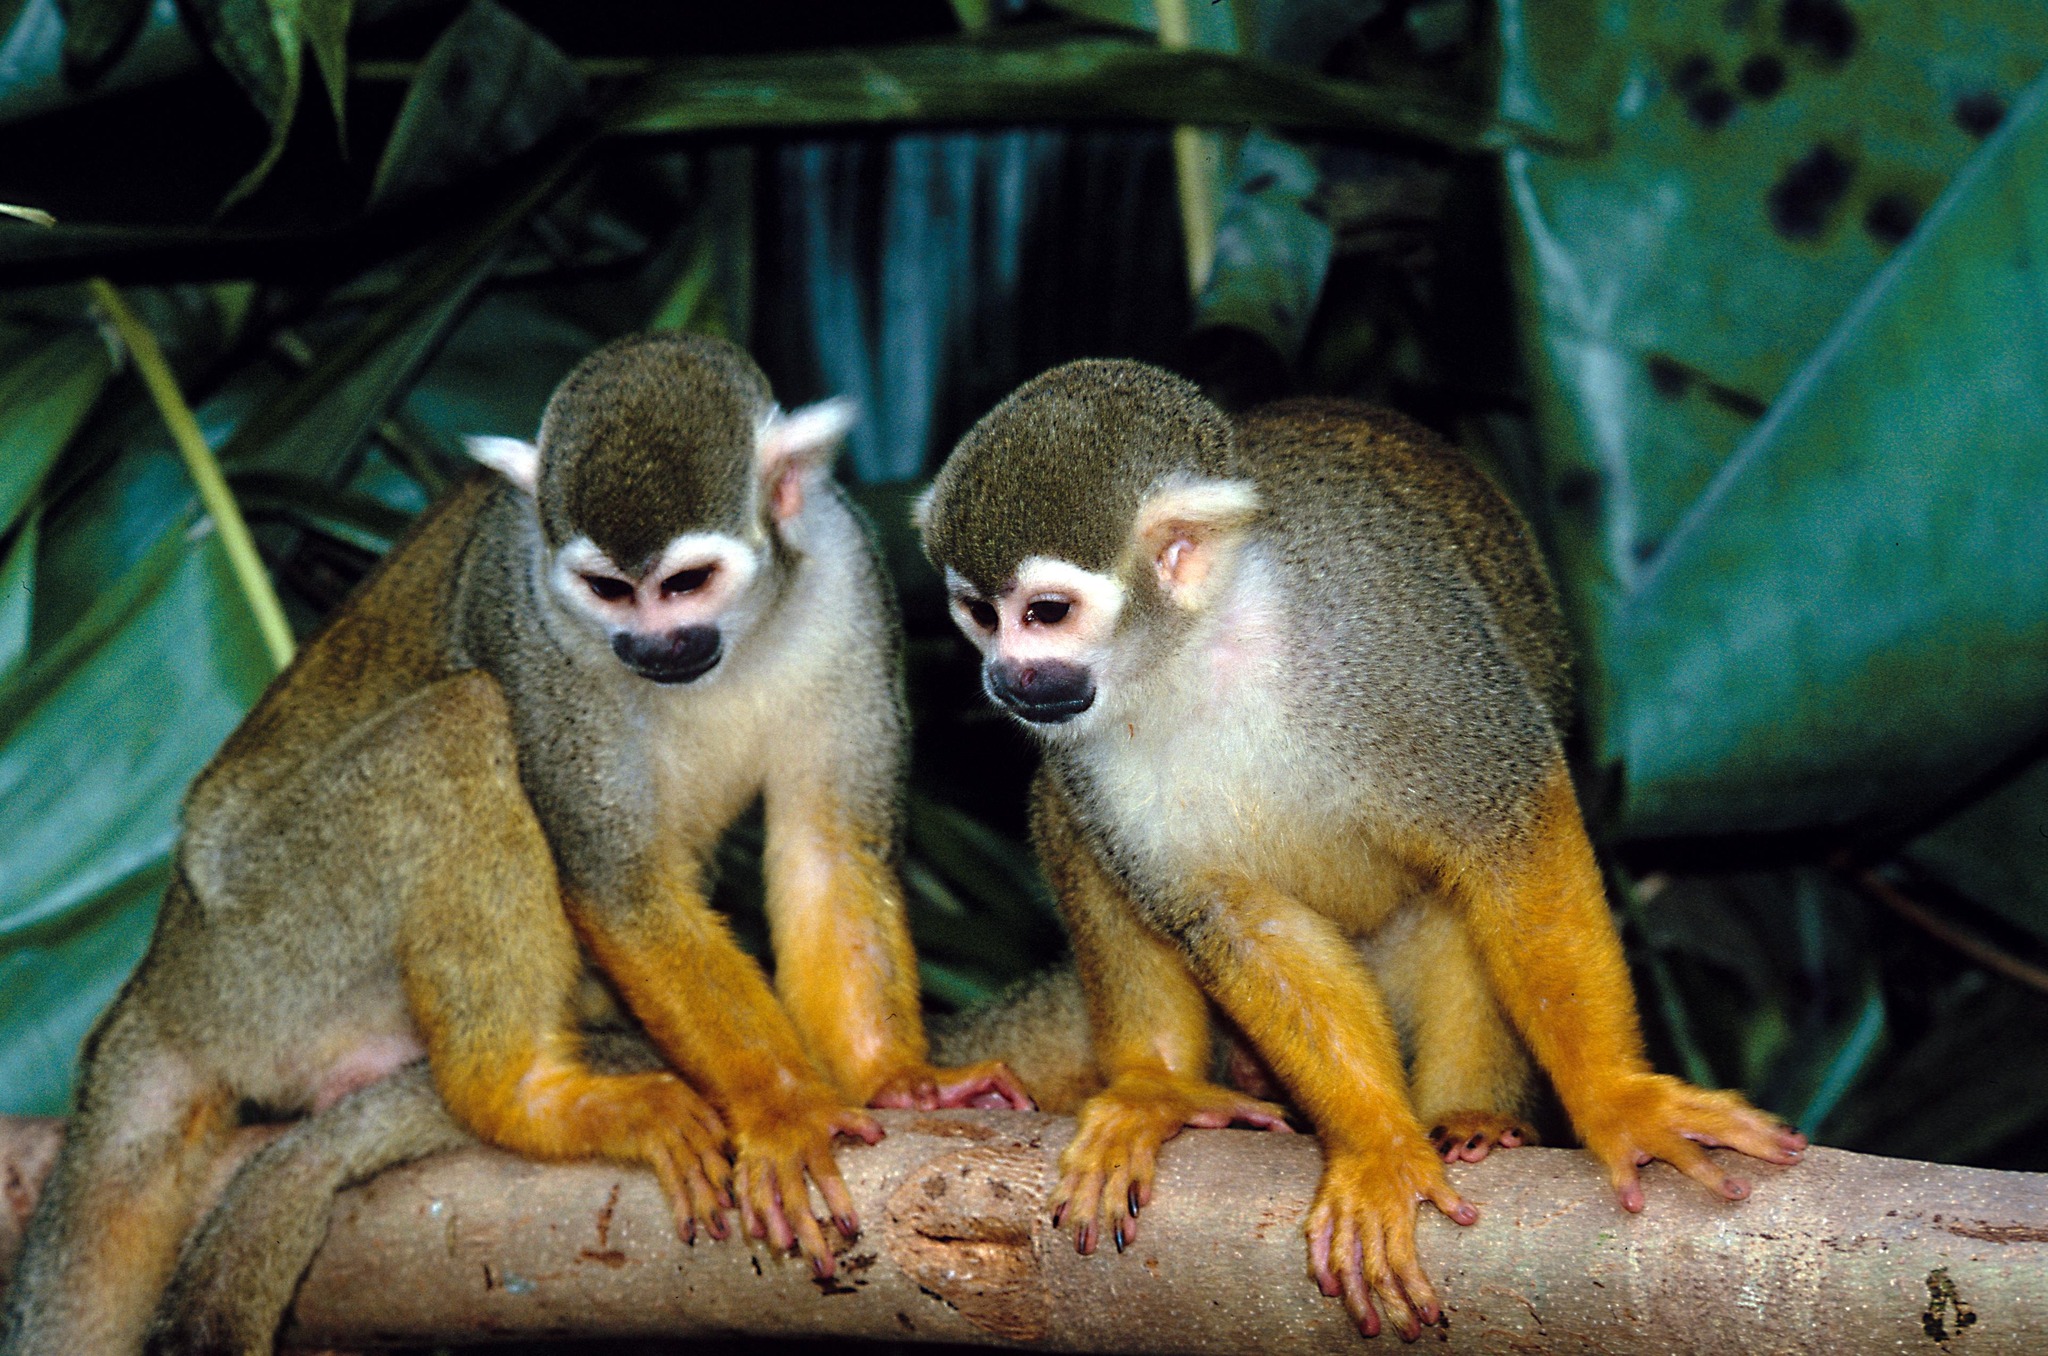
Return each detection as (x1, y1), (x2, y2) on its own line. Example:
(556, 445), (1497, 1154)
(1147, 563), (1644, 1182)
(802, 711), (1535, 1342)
(186, 479), (495, 826)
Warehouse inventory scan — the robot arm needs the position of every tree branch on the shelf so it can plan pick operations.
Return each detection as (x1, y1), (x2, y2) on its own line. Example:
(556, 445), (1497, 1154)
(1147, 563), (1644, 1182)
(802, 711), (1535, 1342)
(3, 1111), (2045, 1351)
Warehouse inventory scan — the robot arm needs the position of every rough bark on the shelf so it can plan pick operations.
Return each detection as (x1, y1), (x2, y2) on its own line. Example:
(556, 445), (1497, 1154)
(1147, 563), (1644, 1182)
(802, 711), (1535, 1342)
(3, 1110), (2045, 1352)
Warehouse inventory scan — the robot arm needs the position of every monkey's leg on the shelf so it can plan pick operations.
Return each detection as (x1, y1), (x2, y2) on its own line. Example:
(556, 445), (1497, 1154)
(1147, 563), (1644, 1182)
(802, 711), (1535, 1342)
(0, 943), (235, 1356)
(761, 779), (1029, 1114)
(1367, 904), (1537, 1164)
(150, 1065), (468, 1356)
(567, 870), (884, 1278)
(1452, 765), (1805, 1212)
(1171, 874), (1480, 1342)
(387, 675), (733, 1250)
(1034, 781), (1289, 1259)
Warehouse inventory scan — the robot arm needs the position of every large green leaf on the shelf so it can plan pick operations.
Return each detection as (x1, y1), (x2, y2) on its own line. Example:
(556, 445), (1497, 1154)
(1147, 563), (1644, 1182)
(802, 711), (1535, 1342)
(0, 327), (112, 532)
(1602, 67), (2048, 834)
(0, 521), (271, 1114)
(1906, 755), (2048, 943)
(55, 0), (148, 80)
(1502, 1), (2048, 835)
(0, 512), (34, 682)
(614, 27), (1491, 151)
(370, 0), (584, 206)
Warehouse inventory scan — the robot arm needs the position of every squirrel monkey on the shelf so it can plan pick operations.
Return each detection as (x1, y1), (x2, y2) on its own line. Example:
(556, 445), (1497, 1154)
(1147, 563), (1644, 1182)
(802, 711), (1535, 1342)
(0, 333), (1025, 1356)
(917, 360), (1805, 1340)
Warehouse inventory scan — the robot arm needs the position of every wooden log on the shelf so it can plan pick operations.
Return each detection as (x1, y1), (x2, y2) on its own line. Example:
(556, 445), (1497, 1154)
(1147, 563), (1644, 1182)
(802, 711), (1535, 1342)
(3, 1111), (2045, 1352)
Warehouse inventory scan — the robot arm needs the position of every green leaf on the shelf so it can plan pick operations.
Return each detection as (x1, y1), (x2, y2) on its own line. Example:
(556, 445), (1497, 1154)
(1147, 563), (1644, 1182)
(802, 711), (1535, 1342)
(1043, 0), (1241, 52)
(0, 512), (34, 682)
(0, 327), (113, 532)
(613, 27), (1491, 152)
(1907, 755), (2048, 944)
(371, 0), (585, 206)
(230, 470), (413, 554)
(1604, 69), (2048, 835)
(222, 141), (589, 481)
(0, 522), (272, 1113)
(301, 0), (350, 137)
(56, 0), (149, 79)
(1191, 132), (1331, 360)
(182, 0), (304, 205)
(1502, 1), (2048, 836)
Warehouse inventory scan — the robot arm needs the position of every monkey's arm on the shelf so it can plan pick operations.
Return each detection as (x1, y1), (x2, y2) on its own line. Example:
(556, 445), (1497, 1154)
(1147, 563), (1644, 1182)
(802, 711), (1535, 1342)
(389, 677), (732, 1249)
(567, 865), (882, 1276)
(761, 760), (1030, 1114)
(1034, 777), (1289, 1257)
(1452, 766), (1805, 1210)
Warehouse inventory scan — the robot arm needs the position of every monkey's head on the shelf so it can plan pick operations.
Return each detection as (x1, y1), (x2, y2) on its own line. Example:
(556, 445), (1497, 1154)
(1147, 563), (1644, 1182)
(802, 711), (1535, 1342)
(468, 332), (854, 685)
(917, 360), (1261, 734)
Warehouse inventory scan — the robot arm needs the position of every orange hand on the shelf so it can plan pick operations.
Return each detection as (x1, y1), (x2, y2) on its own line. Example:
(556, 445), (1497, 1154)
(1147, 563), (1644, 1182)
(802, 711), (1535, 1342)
(727, 1089), (883, 1278)
(867, 1059), (1036, 1111)
(1305, 1137), (1477, 1341)
(1572, 1071), (1805, 1213)
(1427, 1109), (1536, 1164)
(1051, 1071), (1291, 1255)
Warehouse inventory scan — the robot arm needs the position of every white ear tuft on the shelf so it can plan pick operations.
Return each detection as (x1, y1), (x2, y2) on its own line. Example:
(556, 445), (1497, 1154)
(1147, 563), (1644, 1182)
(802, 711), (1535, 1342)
(758, 397), (858, 468)
(465, 435), (540, 494)
(911, 482), (939, 536)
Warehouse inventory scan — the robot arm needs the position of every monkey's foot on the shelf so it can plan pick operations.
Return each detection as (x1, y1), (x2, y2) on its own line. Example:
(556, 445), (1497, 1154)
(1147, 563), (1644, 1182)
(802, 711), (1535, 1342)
(1427, 1109), (1536, 1164)
(728, 1091), (883, 1278)
(868, 1059), (1037, 1111)
(626, 1074), (736, 1246)
(1571, 1071), (1806, 1214)
(1307, 1139), (1477, 1341)
(1051, 1072), (1291, 1255)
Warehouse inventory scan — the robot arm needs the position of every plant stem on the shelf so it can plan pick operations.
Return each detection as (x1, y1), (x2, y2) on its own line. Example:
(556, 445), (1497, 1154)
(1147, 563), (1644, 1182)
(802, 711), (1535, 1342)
(1157, 0), (1219, 295)
(87, 279), (296, 672)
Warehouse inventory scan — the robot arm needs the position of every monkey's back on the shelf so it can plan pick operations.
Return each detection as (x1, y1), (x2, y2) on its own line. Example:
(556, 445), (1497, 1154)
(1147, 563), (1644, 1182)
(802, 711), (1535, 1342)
(1231, 399), (1573, 837)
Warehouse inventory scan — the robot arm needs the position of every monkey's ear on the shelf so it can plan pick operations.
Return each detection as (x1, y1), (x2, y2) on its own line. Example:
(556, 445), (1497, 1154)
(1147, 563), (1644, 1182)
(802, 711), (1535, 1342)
(758, 398), (857, 523)
(910, 482), (939, 537)
(1132, 477), (1262, 606)
(465, 435), (540, 495)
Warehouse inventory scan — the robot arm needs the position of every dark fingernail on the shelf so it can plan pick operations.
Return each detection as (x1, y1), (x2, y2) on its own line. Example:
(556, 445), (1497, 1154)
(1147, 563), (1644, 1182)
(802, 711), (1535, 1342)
(1128, 1184), (1142, 1217)
(835, 1214), (858, 1237)
(1052, 1202), (1067, 1228)
(1466, 1134), (1483, 1150)
(1077, 1223), (1096, 1255)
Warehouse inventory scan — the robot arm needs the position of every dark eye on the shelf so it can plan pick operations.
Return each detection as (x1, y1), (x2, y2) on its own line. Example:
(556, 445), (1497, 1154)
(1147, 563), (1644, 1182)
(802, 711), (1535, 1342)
(1024, 599), (1071, 626)
(583, 574), (633, 602)
(962, 598), (998, 631)
(661, 565), (715, 596)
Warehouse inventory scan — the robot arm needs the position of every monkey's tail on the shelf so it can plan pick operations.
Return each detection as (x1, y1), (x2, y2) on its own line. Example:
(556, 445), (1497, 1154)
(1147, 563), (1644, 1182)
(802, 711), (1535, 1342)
(929, 963), (1102, 1115)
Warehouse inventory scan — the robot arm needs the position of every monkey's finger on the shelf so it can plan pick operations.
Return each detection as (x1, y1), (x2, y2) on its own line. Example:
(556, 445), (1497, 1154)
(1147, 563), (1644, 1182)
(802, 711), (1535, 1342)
(1361, 1225), (1421, 1342)
(1101, 1163), (1134, 1251)
(648, 1145), (698, 1245)
(1419, 1175), (1478, 1227)
(1333, 1220), (1382, 1339)
(1602, 1150), (1648, 1214)
(1678, 1101), (1807, 1166)
(805, 1143), (862, 1239)
(1381, 1211), (1441, 1333)
(1126, 1139), (1160, 1213)
(686, 1162), (728, 1241)
(785, 1180), (836, 1278)
(931, 1061), (1036, 1111)
(734, 1162), (767, 1241)
(1652, 1133), (1752, 1203)
(1060, 1169), (1107, 1254)
(757, 1165), (799, 1254)
(1307, 1213), (1340, 1297)
(831, 1108), (885, 1145)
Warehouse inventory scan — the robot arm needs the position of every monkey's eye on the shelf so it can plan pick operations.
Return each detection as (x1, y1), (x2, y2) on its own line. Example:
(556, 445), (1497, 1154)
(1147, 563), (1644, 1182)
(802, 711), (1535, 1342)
(1024, 599), (1071, 626)
(661, 565), (715, 597)
(583, 574), (633, 602)
(961, 598), (999, 631)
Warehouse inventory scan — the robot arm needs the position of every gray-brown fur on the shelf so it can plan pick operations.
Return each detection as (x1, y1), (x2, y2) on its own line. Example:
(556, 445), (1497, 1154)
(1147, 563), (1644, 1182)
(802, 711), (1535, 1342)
(535, 332), (773, 567)
(920, 360), (1237, 591)
(1, 335), (903, 1356)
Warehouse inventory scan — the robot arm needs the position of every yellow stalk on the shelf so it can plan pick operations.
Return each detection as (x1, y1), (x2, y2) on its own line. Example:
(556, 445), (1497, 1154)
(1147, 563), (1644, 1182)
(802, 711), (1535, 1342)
(88, 278), (296, 672)
(1157, 0), (1219, 295)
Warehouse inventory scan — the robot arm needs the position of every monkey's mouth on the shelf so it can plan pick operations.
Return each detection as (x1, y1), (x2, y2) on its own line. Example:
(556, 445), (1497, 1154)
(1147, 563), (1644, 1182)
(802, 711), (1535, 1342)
(614, 626), (723, 684)
(986, 660), (1096, 724)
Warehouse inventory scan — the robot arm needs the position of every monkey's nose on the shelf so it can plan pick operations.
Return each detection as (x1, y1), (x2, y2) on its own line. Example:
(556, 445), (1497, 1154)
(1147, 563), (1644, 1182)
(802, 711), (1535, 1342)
(613, 625), (723, 684)
(988, 658), (1095, 723)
